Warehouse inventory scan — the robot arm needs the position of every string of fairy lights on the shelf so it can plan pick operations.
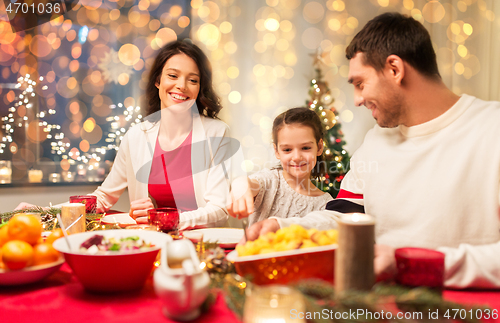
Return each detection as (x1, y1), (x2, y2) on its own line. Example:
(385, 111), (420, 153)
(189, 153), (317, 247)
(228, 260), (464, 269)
(0, 73), (143, 173)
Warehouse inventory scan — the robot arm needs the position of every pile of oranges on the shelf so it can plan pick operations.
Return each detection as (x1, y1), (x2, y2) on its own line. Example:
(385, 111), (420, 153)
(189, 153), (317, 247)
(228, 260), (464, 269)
(0, 213), (64, 270)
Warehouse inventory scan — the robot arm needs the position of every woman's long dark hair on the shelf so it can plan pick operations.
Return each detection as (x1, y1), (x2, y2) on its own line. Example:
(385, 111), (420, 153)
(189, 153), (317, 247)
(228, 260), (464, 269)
(145, 40), (222, 118)
(272, 107), (327, 178)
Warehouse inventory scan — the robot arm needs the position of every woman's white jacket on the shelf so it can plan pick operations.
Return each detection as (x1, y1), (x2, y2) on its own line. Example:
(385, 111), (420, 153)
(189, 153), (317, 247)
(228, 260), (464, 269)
(92, 113), (240, 230)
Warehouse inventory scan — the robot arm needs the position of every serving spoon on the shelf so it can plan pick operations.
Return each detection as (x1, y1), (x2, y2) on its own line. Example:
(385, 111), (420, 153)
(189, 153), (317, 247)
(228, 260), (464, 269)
(56, 213), (72, 251)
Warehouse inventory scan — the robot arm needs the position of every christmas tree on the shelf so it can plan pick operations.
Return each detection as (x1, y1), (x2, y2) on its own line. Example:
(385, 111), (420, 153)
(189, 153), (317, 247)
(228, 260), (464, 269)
(306, 53), (350, 198)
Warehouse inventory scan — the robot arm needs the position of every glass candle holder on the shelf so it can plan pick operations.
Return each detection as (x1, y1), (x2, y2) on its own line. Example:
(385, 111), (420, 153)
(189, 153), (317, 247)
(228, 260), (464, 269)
(28, 169), (43, 183)
(395, 247), (445, 289)
(62, 171), (75, 182)
(61, 203), (86, 234)
(148, 208), (179, 235)
(69, 195), (97, 214)
(243, 285), (306, 323)
(49, 173), (61, 183)
(0, 160), (12, 184)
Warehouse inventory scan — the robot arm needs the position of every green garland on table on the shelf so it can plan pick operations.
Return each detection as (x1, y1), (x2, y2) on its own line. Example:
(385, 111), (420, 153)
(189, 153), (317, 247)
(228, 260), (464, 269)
(192, 242), (491, 323)
(0, 207), (110, 231)
(197, 242), (488, 322)
(218, 277), (490, 323)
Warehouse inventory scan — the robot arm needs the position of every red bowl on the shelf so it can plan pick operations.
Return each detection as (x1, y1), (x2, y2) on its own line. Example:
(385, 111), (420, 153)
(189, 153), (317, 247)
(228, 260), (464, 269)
(53, 230), (171, 292)
(226, 244), (336, 285)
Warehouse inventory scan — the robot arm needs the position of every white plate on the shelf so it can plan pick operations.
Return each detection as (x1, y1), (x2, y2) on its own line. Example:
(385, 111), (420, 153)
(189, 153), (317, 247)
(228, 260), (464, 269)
(0, 258), (65, 286)
(183, 228), (244, 249)
(100, 213), (137, 227)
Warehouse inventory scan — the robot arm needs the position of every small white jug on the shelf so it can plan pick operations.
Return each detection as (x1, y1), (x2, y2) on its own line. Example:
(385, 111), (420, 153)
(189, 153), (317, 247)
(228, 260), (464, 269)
(154, 239), (210, 321)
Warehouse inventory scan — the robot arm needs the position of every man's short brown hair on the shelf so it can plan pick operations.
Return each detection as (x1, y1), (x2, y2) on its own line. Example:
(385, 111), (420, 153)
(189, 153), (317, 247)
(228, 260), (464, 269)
(346, 12), (440, 80)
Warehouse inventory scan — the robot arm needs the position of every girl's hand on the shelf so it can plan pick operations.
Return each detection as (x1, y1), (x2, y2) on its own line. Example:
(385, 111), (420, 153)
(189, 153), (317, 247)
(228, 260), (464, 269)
(228, 177), (256, 219)
(129, 197), (155, 223)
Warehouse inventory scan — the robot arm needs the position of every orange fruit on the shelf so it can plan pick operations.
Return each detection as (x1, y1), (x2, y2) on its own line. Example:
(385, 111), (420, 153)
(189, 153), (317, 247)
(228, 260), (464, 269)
(32, 243), (60, 266)
(45, 228), (65, 245)
(0, 225), (10, 247)
(2, 240), (33, 270)
(8, 214), (42, 245)
(0, 248), (5, 270)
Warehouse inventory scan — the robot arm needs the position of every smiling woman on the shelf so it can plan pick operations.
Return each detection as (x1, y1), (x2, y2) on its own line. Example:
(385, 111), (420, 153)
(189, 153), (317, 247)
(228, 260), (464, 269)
(89, 40), (240, 230)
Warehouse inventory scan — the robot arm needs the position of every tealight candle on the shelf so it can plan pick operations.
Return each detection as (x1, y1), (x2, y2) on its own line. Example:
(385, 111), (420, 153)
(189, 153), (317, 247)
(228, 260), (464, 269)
(395, 248), (445, 290)
(28, 169), (43, 183)
(243, 285), (305, 323)
(49, 173), (61, 183)
(69, 195), (97, 214)
(335, 213), (375, 294)
(0, 160), (12, 184)
(62, 171), (75, 182)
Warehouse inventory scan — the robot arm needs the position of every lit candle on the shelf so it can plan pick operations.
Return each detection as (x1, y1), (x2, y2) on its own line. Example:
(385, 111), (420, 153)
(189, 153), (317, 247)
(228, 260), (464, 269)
(335, 213), (375, 294)
(62, 171), (75, 182)
(49, 173), (61, 183)
(395, 248), (445, 290)
(243, 285), (305, 323)
(28, 169), (43, 183)
(0, 160), (12, 184)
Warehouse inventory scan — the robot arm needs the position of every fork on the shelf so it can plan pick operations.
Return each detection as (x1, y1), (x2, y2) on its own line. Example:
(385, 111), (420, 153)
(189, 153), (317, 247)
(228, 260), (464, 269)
(242, 218), (249, 242)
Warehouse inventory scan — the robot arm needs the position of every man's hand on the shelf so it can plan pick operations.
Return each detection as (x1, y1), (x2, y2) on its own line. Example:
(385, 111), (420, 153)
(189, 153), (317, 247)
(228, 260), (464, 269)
(129, 197), (155, 224)
(374, 244), (397, 282)
(238, 218), (280, 245)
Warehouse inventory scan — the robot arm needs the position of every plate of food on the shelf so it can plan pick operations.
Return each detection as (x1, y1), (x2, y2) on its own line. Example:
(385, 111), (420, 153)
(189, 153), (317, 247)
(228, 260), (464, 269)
(226, 224), (338, 285)
(0, 258), (65, 286)
(100, 213), (137, 227)
(182, 228), (244, 249)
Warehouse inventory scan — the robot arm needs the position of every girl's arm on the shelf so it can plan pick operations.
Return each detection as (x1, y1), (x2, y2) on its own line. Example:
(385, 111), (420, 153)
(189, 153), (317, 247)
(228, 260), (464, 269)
(227, 176), (260, 219)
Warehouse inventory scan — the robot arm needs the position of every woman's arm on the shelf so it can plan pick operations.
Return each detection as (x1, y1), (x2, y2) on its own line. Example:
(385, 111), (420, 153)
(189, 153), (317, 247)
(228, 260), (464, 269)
(91, 132), (131, 213)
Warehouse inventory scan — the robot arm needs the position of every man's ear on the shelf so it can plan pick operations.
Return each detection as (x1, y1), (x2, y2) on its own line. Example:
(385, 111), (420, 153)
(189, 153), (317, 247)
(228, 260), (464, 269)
(385, 54), (405, 85)
(317, 139), (324, 156)
(273, 143), (279, 159)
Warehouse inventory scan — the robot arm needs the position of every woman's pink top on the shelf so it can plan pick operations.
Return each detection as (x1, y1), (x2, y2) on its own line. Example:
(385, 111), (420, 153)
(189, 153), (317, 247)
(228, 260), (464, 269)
(148, 132), (198, 211)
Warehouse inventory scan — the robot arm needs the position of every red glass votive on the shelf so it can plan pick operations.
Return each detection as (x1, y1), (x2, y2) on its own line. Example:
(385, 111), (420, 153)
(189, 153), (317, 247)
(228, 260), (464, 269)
(69, 195), (97, 214)
(395, 247), (445, 289)
(148, 208), (179, 234)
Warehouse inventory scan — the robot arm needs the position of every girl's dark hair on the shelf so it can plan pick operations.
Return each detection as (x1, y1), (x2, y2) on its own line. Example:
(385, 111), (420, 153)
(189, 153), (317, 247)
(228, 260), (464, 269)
(272, 107), (326, 178)
(145, 40), (222, 118)
(346, 12), (440, 80)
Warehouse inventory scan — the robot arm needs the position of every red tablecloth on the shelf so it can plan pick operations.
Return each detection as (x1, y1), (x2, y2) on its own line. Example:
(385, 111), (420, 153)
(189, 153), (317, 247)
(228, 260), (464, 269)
(0, 264), (241, 323)
(1, 264), (499, 323)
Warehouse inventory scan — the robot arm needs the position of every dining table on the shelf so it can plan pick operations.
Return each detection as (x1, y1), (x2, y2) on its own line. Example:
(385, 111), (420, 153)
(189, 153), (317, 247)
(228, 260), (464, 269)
(1, 261), (500, 323)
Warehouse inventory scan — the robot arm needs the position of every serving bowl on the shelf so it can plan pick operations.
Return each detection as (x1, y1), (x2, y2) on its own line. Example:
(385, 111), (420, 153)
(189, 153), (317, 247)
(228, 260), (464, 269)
(0, 258), (64, 286)
(226, 244), (337, 285)
(53, 230), (171, 292)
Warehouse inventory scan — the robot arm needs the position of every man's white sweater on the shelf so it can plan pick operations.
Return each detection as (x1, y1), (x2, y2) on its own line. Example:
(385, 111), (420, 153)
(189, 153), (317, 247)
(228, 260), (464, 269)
(277, 94), (500, 289)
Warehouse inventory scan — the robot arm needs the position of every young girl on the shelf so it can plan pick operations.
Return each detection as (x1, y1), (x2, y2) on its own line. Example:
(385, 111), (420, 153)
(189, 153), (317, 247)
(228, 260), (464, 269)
(228, 107), (333, 226)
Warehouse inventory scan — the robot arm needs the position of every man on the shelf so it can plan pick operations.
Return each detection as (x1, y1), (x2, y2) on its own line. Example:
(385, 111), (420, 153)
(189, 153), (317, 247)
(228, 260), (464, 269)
(246, 12), (500, 289)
